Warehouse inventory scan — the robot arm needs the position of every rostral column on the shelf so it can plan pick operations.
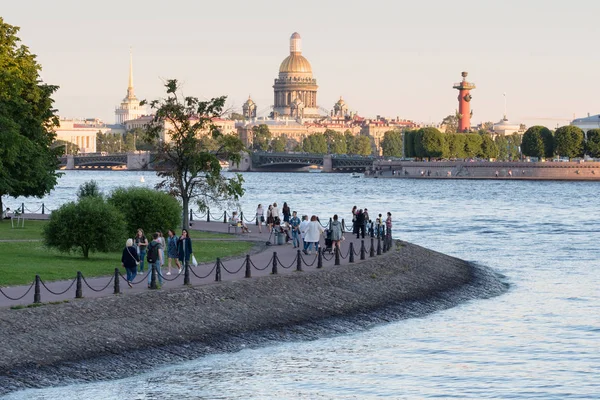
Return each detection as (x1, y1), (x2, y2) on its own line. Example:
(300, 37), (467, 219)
(453, 71), (476, 132)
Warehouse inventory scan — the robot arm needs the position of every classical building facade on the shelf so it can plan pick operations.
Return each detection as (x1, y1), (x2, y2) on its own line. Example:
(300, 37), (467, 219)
(272, 33), (320, 119)
(54, 118), (112, 154)
(242, 96), (257, 119)
(115, 52), (145, 125)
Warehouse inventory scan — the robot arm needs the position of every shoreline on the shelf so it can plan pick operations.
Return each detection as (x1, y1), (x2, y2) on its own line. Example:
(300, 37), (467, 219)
(0, 242), (508, 395)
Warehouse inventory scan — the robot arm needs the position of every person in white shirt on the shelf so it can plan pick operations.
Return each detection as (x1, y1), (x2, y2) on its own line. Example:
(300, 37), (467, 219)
(298, 215), (310, 252)
(302, 215), (324, 255)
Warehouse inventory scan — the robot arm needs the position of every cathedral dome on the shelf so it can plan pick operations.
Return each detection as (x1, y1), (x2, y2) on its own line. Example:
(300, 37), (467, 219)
(279, 54), (312, 73)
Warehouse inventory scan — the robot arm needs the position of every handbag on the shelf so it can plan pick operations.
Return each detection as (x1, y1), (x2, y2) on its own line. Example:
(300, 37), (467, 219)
(127, 247), (140, 266)
(191, 254), (198, 267)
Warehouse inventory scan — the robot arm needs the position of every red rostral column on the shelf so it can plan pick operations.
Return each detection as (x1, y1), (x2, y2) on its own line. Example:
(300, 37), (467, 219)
(453, 71), (476, 132)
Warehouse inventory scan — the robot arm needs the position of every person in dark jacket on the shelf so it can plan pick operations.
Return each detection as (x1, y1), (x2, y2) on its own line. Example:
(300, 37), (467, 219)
(121, 238), (140, 288)
(355, 209), (366, 239)
(177, 228), (194, 268)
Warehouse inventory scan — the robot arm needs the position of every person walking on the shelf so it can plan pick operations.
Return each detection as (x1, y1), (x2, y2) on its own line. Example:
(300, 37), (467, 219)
(177, 228), (194, 271)
(255, 204), (265, 233)
(355, 209), (366, 239)
(166, 229), (181, 275)
(134, 229), (148, 274)
(157, 231), (166, 272)
(146, 233), (164, 288)
(266, 204), (274, 232)
(289, 211), (301, 248)
(329, 214), (343, 251)
(299, 215), (310, 251)
(282, 202), (291, 223)
(121, 238), (140, 288)
(302, 215), (324, 255)
(272, 202), (280, 225)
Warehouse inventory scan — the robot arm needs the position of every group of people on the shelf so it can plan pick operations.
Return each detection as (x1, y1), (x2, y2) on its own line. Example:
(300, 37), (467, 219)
(351, 206), (392, 239)
(254, 201), (293, 234)
(121, 228), (194, 288)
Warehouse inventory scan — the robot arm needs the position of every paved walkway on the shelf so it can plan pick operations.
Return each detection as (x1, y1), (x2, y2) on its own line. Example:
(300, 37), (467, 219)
(0, 220), (390, 308)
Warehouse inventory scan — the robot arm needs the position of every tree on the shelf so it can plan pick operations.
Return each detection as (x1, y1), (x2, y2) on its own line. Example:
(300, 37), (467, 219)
(404, 130), (416, 158)
(441, 114), (458, 134)
(252, 124), (271, 151)
(446, 134), (466, 159)
(0, 18), (61, 218)
(353, 135), (372, 156)
(464, 134), (483, 158)
(381, 130), (403, 157)
(302, 133), (327, 154)
(270, 136), (287, 152)
(522, 126), (552, 159)
(554, 126), (584, 158)
(480, 134), (499, 159)
(108, 186), (182, 236)
(77, 180), (102, 199)
(51, 140), (79, 155)
(586, 129), (600, 158)
(144, 79), (245, 229)
(43, 196), (126, 258)
(420, 128), (446, 158)
(229, 112), (246, 121)
(324, 129), (346, 154)
(506, 134), (522, 160)
(495, 136), (509, 160)
(344, 131), (355, 154)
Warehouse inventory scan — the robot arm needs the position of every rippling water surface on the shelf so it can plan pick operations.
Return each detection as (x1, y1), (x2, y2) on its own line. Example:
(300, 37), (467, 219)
(3, 171), (600, 399)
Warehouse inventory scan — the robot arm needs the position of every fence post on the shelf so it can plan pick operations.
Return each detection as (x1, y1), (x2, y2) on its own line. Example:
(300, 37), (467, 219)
(189, 209), (193, 222)
(42, 203), (45, 215)
(271, 252), (278, 274)
(207, 208), (210, 222)
(150, 264), (158, 289)
(349, 242), (355, 263)
(184, 261), (190, 285)
(215, 258), (222, 282)
(328, 217), (332, 229)
(296, 249), (303, 271)
(75, 271), (83, 298)
(341, 218), (345, 232)
(113, 268), (121, 294)
(34, 275), (41, 304)
(360, 240), (366, 260)
(335, 246), (340, 265)
(240, 211), (244, 222)
(21, 203), (25, 214)
(245, 254), (252, 278)
(223, 211), (227, 223)
(370, 221), (374, 238)
(317, 248), (323, 268)
(370, 237), (375, 257)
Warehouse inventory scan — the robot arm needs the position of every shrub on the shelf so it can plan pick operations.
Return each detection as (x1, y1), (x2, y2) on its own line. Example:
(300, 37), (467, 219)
(76, 180), (102, 199)
(43, 197), (126, 258)
(107, 187), (182, 236)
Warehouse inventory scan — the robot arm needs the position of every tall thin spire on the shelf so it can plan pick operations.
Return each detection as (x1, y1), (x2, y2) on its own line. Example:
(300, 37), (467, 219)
(126, 48), (135, 99)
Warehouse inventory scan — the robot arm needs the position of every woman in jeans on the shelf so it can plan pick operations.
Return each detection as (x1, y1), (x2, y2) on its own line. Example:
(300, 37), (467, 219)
(255, 204), (265, 233)
(121, 238), (140, 288)
(166, 229), (181, 275)
(134, 228), (148, 273)
(302, 215), (324, 255)
(177, 228), (194, 269)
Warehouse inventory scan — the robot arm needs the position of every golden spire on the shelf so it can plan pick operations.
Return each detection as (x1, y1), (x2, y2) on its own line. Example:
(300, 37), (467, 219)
(126, 48), (135, 99)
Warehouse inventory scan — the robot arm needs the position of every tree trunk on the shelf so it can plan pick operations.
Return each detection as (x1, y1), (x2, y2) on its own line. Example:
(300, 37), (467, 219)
(182, 197), (189, 230)
(0, 195), (3, 223)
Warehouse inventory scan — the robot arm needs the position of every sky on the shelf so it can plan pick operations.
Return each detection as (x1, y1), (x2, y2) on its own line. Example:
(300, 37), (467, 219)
(3, 0), (600, 128)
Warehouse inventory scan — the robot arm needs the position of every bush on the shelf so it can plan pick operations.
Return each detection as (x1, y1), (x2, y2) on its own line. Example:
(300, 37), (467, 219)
(77, 180), (102, 199)
(43, 197), (126, 258)
(107, 187), (182, 236)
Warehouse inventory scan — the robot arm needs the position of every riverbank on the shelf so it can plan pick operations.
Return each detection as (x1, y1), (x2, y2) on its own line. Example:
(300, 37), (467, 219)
(0, 241), (508, 395)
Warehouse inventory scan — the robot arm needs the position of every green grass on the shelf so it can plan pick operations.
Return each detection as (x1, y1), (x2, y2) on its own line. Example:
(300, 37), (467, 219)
(0, 220), (47, 240)
(0, 239), (254, 286)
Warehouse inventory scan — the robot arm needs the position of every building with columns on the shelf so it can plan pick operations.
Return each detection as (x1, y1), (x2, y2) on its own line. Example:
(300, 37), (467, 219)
(115, 52), (145, 125)
(54, 118), (113, 154)
(272, 33), (320, 119)
(242, 96), (257, 119)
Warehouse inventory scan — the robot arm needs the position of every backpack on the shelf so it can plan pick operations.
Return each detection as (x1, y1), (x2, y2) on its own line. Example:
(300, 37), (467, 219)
(147, 242), (158, 263)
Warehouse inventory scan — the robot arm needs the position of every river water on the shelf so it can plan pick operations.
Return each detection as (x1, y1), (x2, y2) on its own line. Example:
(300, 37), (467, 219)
(3, 171), (600, 399)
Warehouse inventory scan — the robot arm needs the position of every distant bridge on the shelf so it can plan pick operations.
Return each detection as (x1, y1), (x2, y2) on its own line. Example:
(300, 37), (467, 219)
(237, 152), (376, 172)
(58, 153), (154, 170)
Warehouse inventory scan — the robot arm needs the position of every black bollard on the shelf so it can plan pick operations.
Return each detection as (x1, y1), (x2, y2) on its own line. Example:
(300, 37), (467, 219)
(245, 254), (252, 278)
(335, 246), (340, 265)
(75, 271), (82, 298)
(349, 242), (355, 263)
(360, 240), (366, 260)
(377, 236), (382, 255)
(21, 202), (24, 214)
(42, 203), (45, 215)
(328, 217), (332, 229)
(215, 258), (222, 282)
(370, 222), (374, 238)
(184, 261), (190, 285)
(114, 268), (121, 294)
(190, 209), (193, 222)
(150, 264), (158, 289)
(207, 208), (210, 222)
(317, 248), (323, 268)
(296, 249), (302, 272)
(271, 252), (278, 274)
(34, 275), (41, 304)
(240, 211), (244, 222)
(370, 237), (375, 257)
(223, 211), (227, 224)
(341, 218), (345, 232)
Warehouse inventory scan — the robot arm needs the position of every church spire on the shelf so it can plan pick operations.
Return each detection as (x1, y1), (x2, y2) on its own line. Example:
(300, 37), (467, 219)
(126, 48), (135, 99)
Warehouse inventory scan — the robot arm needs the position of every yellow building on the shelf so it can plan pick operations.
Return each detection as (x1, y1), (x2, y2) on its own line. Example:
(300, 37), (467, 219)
(54, 118), (112, 153)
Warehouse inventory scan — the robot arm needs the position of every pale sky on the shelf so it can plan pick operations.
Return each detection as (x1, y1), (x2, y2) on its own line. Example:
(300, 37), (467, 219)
(3, 0), (599, 128)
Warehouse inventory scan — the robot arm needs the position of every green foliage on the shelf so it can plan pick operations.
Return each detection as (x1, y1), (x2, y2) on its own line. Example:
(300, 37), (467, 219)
(144, 79), (245, 228)
(96, 131), (137, 153)
(446, 134), (466, 159)
(522, 126), (553, 158)
(252, 124), (271, 151)
(344, 131), (355, 154)
(464, 134), (483, 158)
(270, 136), (287, 152)
(353, 135), (373, 156)
(420, 128), (446, 158)
(107, 186), (182, 236)
(76, 180), (102, 200)
(43, 197), (126, 258)
(554, 125), (584, 158)
(229, 112), (246, 121)
(324, 129), (347, 154)
(51, 140), (79, 155)
(0, 18), (61, 217)
(441, 114), (458, 134)
(403, 130), (416, 158)
(586, 129), (600, 158)
(381, 130), (403, 157)
(480, 134), (499, 159)
(302, 133), (327, 154)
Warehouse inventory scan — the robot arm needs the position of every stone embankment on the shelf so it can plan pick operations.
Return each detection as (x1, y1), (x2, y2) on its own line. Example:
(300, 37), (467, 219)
(0, 242), (508, 394)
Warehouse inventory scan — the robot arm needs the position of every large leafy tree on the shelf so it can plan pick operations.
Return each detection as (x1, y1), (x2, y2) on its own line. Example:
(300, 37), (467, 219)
(144, 79), (245, 228)
(302, 133), (327, 154)
(381, 130), (403, 157)
(522, 126), (553, 158)
(269, 135), (286, 152)
(441, 114), (458, 134)
(480, 134), (499, 159)
(420, 128), (446, 158)
(251, 124), (271, 151)
(586, 129), (600, 158)
(0, 18), (61, 217)
(554, 125), (584, 158)
(344, 130), (355, 154)
(353, 135), (373, 156)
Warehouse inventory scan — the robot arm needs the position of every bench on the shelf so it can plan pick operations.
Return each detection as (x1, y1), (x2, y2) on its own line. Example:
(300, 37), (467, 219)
(227, 222), (241, 234)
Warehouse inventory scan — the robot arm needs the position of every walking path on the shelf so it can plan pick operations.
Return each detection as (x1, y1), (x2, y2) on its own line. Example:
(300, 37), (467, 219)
(0, 220), (390, 308)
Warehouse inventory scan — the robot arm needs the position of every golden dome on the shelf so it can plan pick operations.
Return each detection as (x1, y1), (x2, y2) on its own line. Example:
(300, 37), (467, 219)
(279, 54), (312, 73)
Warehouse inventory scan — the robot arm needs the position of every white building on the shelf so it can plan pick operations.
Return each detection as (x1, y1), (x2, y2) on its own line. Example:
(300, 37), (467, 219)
(54, 118), (112, 153)
(571, 113), (600, 133)
(115, 51), (145, 125)
(492, 115), (523, 136)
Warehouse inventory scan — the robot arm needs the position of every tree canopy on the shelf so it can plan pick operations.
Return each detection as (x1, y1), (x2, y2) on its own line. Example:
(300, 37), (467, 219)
(554, 125), (584, 158)
(0, 18), (61, 216)
(521, 126), (553, 159)
(381, 130), (403, 157)
(251, 124), (271, 151)
(586, 129), (600, 158)
(144, 79), (245, 228)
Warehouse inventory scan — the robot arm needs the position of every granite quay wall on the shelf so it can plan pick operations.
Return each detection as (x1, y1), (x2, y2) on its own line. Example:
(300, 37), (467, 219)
(368, 161), (600, 180)
(0, 242), (508, 394)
